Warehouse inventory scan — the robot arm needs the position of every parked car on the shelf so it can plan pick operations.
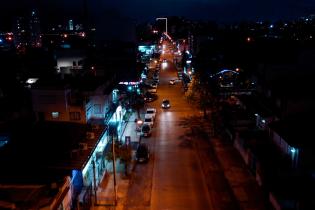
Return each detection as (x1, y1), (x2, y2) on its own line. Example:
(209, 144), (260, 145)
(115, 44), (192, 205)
(147, 87), (157, 93)
(153, 73), (159, 80)
(136, 143), (150, 163)
(150, 82), (158, 89)
(143, 92), (157, 103)
(161, 99), (171, 109)
(141, 124), (152, 137)
(143, 114), (154, 127)
(146, 108), (157, 120)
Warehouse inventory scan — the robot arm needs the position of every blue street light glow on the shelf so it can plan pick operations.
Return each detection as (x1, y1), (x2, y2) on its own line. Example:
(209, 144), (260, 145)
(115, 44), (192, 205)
(291, 148), (296, 153)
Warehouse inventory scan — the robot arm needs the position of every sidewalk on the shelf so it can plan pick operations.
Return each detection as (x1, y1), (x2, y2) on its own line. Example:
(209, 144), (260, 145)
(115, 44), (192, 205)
(92, 112), (141, 210)
(199, 123), (268, 210)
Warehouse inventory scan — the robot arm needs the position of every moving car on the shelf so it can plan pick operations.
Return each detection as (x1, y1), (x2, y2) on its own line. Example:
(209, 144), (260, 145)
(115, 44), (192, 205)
(169, 79), (176, 85)
(136, 143), (150, 163)
(161, 99), (171, 109)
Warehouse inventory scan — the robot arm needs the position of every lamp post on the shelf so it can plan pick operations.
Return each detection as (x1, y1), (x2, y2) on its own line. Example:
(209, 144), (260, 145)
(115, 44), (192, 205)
(109, 123), (118, 205)
(156, 17), (168, 36)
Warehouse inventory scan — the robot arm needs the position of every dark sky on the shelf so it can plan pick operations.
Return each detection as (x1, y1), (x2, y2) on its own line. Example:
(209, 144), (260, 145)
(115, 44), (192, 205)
(1, 0), (315, 29)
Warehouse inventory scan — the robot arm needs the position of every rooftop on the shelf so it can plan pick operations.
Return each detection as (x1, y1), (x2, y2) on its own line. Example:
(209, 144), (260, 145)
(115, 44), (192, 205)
(0, 121), (106, 184)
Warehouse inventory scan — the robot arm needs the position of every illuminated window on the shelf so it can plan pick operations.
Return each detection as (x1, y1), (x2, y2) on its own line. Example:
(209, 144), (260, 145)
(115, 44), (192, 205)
(94, 104), (102, 114)
(112, 89), (119, 103)
(52, 112), (59, 119)
(70, 112), (81, 121)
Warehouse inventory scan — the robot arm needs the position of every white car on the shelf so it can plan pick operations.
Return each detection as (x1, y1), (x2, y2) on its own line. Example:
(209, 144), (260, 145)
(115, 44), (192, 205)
(169, 79), (176, 85)
(143, 114), (154, 128)
(147, 87), (157, 93)
(146, 108), (157, 120)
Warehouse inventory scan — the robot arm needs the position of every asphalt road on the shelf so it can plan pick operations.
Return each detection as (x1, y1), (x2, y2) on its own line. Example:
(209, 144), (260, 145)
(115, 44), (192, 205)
(124, 46), (213, 210)
(123, 40), (268, 210)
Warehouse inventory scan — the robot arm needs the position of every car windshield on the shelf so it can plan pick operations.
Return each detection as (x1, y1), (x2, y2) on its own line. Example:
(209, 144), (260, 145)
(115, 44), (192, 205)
(163, 100), (169, 103)
(147, 110), (154, 114)
(142, 125), (150, 132)
(144, 118), (152, 122)
(137, 145), (148, 155)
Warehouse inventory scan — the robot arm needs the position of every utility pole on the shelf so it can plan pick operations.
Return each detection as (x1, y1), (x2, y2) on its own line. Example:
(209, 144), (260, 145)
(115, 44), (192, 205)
(112, 131), (118, 205)
(156, 17), (168, 36)
(92, 160), (97, 204)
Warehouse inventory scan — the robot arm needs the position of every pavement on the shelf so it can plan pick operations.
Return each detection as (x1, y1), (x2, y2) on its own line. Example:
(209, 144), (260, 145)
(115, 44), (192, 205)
(91, 111), (140, 210)
(196, 122), (268, 210)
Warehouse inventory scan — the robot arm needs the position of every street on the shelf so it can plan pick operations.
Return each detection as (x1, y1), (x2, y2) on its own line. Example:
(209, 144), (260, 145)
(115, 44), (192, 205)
(123, 41), (267, 210)
(125, 46), (213, 210)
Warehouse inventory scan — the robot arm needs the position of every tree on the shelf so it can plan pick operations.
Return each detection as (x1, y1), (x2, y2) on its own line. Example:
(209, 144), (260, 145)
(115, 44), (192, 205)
(185, 73), (213, 119)
(119, 144), (133, 176)
(105, 140), (132, 177)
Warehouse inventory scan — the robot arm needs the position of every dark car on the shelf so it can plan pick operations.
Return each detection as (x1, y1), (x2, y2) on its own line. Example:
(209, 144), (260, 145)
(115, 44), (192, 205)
(161, 99), (171, 109)
(144, 92), (158, 102)
(141, 124), (152, 137)
(136, 143), (150, 163)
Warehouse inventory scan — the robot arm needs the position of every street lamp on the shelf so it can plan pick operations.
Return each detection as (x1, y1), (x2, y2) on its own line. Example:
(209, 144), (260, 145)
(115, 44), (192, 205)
(156, 17), (168, 36)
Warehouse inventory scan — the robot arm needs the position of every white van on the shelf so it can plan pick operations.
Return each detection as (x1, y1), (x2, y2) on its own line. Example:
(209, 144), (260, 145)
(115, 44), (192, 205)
(146, 108), (157, 120)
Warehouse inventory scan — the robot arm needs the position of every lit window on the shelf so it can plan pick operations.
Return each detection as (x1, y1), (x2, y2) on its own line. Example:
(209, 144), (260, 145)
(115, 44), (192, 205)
(52, 112), (59, 119)
(94, 104), (102, 114)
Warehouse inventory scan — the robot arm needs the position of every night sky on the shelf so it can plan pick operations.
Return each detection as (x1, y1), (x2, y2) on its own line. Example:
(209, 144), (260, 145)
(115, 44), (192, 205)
(1, 0), (315, 29)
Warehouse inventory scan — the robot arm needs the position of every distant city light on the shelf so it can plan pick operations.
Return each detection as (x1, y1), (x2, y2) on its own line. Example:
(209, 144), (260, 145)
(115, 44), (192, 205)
(26, 78), (39, 84)
(119, 81), (139, 85)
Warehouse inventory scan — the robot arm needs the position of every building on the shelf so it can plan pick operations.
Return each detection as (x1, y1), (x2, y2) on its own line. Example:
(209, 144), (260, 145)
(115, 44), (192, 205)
(13, 9), (42, 50)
